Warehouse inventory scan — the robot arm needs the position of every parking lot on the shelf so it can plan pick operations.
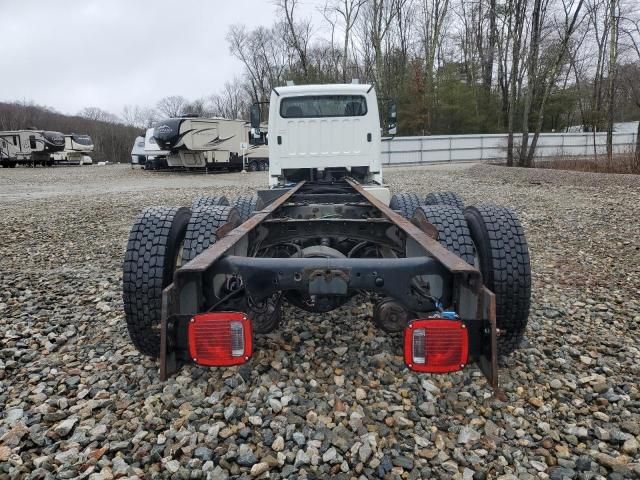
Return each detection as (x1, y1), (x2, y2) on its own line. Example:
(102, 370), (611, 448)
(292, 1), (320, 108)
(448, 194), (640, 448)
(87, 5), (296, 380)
(1, 163), (639, 479)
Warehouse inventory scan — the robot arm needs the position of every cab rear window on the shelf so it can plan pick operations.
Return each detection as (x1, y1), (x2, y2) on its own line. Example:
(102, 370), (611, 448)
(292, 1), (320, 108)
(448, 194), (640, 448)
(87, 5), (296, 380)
(280, 95), (367, 118)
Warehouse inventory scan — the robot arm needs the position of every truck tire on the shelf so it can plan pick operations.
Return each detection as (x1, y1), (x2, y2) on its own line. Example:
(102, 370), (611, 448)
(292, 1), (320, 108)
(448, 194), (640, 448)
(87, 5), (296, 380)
(424, 191), (465, 209)
(233, 194), (264, 223)
(259, 160), (269, 171)
(182, 206), (241, 262)
(389, 192), (422, 219)
(122, 207), (191, 358)
(248, 160), (259, 172)
(464, 205), (531, 356)
(192, 195), (230, 210)
(413, 205), (475, 265)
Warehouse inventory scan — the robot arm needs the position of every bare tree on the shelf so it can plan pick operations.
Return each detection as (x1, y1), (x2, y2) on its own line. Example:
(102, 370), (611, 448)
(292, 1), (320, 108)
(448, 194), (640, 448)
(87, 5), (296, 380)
(208, 79), (251, 119)
(360, 0), (399, 95)
(528, 0), (586, 165)
(156, 96), (187, 118)
(620, 16), (640, 164)
(227, 24), (289, 101)
(420, 0), (451, 132)
(275, 0), (312, 80)
(605, 0), (620, 164)
(121, 105), (159, 128)
(325, 0), (366, 81)
(78, 107), (121, 123)
(182, 98), (207, 117)
(506, 0), (528, 166)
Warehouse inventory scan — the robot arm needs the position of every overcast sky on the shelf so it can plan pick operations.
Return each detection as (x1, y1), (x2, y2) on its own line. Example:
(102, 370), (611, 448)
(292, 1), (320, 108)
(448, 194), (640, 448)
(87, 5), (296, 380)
(0, 0), (320, 116)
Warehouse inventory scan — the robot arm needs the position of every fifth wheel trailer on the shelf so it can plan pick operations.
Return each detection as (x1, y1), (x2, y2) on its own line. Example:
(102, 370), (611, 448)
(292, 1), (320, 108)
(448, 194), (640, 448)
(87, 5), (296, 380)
(0, 129), (66, 167)
(152, 117), (268, 171)
(123, 83), (531, 396)
(50, 134), (94, 165)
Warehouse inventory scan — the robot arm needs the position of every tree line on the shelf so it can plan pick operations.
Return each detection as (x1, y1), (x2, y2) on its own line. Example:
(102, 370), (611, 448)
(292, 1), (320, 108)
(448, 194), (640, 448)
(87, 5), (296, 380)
(3, 0), (638, 166)
(0, 102), (141, 163)
(222, 0), (640, 167)
(122, 0), (640, 167)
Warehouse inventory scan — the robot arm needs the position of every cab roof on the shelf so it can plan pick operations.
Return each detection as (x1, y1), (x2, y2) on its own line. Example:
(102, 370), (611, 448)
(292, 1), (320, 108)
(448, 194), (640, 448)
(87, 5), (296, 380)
(274, 83), (373, 96)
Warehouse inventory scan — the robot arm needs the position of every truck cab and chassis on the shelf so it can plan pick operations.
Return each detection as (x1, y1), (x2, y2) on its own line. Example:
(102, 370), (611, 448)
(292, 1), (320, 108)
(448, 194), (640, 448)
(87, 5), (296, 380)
(123, 84), (531, 394)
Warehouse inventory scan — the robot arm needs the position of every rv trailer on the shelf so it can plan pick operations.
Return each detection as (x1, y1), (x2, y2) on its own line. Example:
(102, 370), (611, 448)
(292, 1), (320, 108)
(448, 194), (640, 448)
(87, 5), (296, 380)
(152, 117), (268, 171)
(143, 127), (169, 170)
(0, 129), (66, 167)
(130, 136), (146, 167)
(51, 134), (94, 165)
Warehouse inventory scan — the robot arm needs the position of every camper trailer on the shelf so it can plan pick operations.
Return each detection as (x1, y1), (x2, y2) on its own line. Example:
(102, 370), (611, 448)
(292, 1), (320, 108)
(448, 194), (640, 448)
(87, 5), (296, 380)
(51, 134), (94, 165)
(0, 129), (66, 167)
(130, 136), (146, 167)
(152, 117), (268, 171)
(143, 127), (169, 170)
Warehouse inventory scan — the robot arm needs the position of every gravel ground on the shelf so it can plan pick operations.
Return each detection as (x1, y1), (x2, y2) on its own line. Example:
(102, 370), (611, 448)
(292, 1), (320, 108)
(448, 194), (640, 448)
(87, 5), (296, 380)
(0, 163), (639, 480)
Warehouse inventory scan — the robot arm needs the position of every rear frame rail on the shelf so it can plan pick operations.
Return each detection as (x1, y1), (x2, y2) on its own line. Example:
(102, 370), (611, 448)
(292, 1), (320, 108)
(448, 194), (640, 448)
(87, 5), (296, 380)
(160, 178), (498, 390)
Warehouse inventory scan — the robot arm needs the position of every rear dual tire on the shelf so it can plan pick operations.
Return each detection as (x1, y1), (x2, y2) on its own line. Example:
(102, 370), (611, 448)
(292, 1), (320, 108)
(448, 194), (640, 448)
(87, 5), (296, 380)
(123, 207), (191, 358)
(464, 205), (531, 355)
(233, 194), (264, 223)
(408, 203), (531, 356)
(390, 191), (465, 219)
(192, 195), (229, 210)
(424, 191), (464, 210)
(182, 206), (240, 262)
(389, 192), (422, 219)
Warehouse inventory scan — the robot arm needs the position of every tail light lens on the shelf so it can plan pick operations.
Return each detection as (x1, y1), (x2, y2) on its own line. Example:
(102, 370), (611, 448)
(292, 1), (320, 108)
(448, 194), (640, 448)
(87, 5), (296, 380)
(403, 319), (468, 373)
(188, 312), (252, 366)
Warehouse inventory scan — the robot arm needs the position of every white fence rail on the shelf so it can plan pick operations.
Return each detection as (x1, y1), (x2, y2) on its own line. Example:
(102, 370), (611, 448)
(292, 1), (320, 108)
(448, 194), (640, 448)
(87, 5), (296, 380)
(381, 132), (637, 165)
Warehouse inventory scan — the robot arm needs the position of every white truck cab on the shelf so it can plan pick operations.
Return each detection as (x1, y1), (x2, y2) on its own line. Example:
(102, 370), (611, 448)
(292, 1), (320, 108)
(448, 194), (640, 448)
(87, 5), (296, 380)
(253, 83), (396, 204)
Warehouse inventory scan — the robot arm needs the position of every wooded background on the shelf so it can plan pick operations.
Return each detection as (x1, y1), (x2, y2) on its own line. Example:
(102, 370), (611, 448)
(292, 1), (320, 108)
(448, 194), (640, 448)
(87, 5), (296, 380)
(0, 103), (140, 163)
(2, 0), (639, 166)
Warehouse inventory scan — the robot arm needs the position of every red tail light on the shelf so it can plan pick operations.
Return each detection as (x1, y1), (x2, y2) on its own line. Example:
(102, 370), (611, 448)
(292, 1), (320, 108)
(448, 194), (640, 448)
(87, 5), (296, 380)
(403, 319), (469, 373)
(188, 312), (252, 366)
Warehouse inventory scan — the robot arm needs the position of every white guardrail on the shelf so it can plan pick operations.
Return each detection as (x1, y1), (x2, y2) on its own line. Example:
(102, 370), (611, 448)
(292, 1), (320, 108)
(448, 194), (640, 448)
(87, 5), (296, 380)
(381, 132), (638, 165)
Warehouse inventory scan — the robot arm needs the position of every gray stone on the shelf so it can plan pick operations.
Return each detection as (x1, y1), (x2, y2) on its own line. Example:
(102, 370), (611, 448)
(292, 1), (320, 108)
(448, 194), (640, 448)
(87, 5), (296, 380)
(237, 445), (258, 467)
(294, 449), (310, 467)
(392, 456), (414, 470)
(4, 408), (24, 426)
(549, 467), (577, 480)
(457, 426), (481, 444)
(322, 447), (337, 463)
(194, 446), (213, 461)
(53, 417), (78, 437)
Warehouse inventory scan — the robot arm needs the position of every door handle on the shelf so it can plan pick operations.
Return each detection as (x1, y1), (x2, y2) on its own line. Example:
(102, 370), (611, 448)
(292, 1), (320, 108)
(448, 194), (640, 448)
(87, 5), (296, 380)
(367, 133), (372, 142)
(277, 136), (282, 145)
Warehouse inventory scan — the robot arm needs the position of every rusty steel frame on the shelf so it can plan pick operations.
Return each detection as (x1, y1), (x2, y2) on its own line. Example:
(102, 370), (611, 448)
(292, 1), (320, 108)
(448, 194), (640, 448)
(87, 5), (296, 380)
(160, 178), (499, 390)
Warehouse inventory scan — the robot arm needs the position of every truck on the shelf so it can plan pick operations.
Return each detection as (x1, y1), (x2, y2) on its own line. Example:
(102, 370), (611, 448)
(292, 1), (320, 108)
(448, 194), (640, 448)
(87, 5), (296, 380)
(50, 134), (94, 165)
(151, 116), (268, 172)
(0, 129), (66, 167)
(122, 83), (531, 394)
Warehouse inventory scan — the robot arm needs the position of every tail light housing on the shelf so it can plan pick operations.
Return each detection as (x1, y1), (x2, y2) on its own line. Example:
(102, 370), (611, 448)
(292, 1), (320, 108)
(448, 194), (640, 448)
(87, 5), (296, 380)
(403, 319), (468, 373)
(188, 312), (252, 366)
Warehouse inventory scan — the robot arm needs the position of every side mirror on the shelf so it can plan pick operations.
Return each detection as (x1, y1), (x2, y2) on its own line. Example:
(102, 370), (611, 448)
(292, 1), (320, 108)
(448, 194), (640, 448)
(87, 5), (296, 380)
(250, 104), (261, 130)
(387, 101), (397, 135)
